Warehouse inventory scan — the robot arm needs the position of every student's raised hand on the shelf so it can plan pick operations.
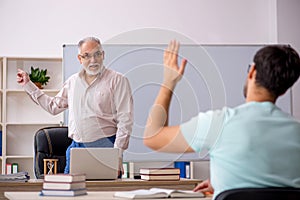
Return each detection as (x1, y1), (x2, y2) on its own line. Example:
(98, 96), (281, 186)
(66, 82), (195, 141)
(163, 40), (187, 90)
(193, 179), (214, 195)
(17, 69), (30, 86)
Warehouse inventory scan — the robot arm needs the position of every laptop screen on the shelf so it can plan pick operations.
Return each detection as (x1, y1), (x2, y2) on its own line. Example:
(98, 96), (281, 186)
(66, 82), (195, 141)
(70, 148), (119, 180)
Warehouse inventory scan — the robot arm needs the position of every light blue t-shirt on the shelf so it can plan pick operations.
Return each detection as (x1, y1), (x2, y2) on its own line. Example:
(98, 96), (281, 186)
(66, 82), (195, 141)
(181, 102), (300, 199)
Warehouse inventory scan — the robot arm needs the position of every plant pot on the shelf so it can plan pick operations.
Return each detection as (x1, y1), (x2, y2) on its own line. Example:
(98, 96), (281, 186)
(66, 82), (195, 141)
(34, 82), (43, 89)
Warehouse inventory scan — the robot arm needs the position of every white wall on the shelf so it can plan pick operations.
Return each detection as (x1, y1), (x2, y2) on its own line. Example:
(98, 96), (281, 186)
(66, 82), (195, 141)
(277, 0), (300, 120)
(0, 0), (277, 57)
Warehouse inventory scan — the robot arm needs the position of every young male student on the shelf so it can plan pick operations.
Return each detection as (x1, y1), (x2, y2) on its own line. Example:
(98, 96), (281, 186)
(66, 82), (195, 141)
(17, 37), (133, 176)
(144, 40), (300, 199)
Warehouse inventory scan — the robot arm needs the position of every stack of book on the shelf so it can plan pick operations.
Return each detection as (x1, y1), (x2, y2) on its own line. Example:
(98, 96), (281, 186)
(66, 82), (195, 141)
(40, 173), (87, 197)
(139, 168), (180, 181)
(0, 171), (29, 182)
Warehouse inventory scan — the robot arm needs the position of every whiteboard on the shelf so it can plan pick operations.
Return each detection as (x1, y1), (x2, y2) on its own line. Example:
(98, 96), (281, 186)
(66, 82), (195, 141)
(63, 44), (291, 162)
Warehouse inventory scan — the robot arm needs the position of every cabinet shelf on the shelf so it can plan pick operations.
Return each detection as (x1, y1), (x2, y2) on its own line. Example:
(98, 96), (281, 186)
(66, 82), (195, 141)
(5, 57), (63, 90)
(1, 56), (64, 178)
(5, 155), (33, 159)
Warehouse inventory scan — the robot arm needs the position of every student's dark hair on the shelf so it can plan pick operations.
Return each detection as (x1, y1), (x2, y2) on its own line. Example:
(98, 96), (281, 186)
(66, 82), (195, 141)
(253, 45), (300, 98)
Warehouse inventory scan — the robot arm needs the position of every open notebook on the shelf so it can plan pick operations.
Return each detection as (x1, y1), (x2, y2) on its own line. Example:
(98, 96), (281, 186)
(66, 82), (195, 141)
(114, 188), (205, 199)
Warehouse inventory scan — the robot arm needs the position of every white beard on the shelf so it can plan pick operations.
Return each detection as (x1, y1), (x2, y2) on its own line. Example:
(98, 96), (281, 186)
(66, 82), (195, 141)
(83, 63), (103, 76)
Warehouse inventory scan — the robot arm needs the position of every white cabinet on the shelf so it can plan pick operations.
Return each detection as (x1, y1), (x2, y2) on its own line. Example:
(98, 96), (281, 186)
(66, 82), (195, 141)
(0, 57), (64, 178)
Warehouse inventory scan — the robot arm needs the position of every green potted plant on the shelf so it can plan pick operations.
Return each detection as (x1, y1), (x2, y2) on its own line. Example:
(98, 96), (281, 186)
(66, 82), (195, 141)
(29, 66), (50, 89)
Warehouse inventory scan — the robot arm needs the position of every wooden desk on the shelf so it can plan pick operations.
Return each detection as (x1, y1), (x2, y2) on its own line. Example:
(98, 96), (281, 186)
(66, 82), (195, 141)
(0, 179), (201, 200)
(4, 191), (212, 200)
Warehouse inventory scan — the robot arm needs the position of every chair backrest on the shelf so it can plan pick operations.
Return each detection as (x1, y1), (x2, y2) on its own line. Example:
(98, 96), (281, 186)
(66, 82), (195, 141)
(215, 187), (300, 200)
(34, 126), (72, 179)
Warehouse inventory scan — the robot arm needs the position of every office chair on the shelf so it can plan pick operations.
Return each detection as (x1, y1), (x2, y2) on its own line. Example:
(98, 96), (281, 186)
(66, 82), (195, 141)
(34, 126), (72, 179)
(215, 187), (300, 200)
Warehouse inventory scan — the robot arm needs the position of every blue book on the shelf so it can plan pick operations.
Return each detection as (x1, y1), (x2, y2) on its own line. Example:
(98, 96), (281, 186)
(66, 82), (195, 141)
(174, 162), (190, 178)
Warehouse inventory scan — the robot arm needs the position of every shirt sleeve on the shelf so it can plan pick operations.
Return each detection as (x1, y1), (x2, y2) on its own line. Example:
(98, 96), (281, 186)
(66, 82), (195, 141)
(180, 109), (226, 153)
(113, 76), (133, 152)
(23, 81), (68, 115)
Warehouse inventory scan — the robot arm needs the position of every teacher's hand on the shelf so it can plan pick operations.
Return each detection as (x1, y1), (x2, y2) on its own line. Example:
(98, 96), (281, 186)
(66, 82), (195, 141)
(17, 69), (30, 86)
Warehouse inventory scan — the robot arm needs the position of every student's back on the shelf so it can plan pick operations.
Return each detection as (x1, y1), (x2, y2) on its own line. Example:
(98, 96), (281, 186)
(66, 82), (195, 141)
(208, 101), (300, 197)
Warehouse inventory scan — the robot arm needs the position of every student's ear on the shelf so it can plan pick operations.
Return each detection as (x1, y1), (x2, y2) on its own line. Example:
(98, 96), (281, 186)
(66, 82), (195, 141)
(248, 64), (256, 79)
(102, 51), (105, 60)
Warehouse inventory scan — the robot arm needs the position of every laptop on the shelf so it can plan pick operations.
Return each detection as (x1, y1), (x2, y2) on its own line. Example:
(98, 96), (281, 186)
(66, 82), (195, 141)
(70, 148), (119, 180)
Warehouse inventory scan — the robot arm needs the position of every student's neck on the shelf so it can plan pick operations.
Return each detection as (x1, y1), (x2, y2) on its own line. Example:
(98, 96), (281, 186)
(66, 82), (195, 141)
(246, 87), (276, 103)
(84, 73), (97, 85)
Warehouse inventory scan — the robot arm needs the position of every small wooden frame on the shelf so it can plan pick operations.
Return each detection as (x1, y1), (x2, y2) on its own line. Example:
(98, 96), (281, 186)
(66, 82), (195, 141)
(43, 159), (59, 175)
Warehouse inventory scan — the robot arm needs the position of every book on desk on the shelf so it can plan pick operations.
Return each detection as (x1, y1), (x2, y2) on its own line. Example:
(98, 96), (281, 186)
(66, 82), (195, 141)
(114, 188), (205, 199)
(44, 173), (86, 182)
(140, 174), (180, 181)
(40, 188), (87, 197)
(43, 181), (86, 190)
